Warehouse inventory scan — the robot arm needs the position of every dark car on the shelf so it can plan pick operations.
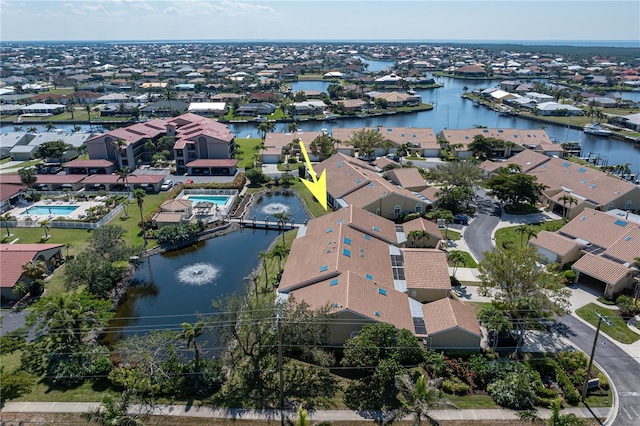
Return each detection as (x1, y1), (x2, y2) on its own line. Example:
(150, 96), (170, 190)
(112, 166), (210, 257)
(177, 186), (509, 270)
(453, 214), (469, 225)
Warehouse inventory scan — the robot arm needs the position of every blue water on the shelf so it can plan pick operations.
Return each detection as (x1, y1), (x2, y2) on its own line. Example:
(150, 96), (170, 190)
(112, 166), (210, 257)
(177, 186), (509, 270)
(290, 81), (331, 93)
(184, 195), (230, 206)
(21, 205), (79, 215)
(248, 192), (309, 224)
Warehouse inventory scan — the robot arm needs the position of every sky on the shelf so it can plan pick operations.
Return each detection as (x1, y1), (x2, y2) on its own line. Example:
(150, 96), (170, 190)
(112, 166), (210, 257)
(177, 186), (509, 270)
(1, 0), (639, 43)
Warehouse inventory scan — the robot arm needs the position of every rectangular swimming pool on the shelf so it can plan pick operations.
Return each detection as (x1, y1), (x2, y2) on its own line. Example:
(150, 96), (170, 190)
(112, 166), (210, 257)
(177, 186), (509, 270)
(21, 205), (79, 215)
(184, 195), (230, 206)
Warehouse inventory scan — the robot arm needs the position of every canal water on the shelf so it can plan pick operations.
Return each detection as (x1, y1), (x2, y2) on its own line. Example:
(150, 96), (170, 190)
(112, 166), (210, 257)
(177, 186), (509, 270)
(103, 228), (285, 345)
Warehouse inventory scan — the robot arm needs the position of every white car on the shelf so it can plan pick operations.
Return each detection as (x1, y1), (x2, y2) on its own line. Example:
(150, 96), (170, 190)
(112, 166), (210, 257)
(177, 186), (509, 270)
(160, 180), (173, 191)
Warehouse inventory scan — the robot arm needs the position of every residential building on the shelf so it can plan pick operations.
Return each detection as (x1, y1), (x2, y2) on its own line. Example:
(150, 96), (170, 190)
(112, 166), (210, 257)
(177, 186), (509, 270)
(0, 244), (63, 301)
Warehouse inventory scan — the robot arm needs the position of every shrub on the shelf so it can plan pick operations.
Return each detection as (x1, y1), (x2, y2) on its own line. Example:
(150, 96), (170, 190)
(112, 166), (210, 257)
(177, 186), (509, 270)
(0, 329), (27, 353)
(450, 276), (462, 287)
(563, 270), (577, 284)
(0, 368), (35, 409)
(598, 372), (610, 391)
(487, 371), (536, 409)
(556, 368), (580, 405)
(443, 377), (470, 395)
(616, 295), (640, 318)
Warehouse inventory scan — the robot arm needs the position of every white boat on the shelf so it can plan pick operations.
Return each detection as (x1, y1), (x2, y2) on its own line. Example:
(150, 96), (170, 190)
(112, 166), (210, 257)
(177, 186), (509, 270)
(583, 122), (612, 136)
(324, 114), (338, 122)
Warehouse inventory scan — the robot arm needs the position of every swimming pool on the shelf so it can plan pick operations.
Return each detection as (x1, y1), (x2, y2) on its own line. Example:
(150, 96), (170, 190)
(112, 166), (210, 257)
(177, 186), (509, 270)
(21, 205), (79, 215)
(184, 195), (230, 206)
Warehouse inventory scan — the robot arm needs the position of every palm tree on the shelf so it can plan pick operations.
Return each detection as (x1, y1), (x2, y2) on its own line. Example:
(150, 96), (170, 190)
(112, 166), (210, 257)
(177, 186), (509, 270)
(1, 213), (13, 238)
(180, 321), (204, 371)
(447, 251), (466, 278)
(396, 142), (412, 165)
(515, 225), (530, 247)
(26, 126), (38, 134)
(273, 211), (292, 244)
(407, 230), (431, 248)
(288, 121), (298, 133)
(116, 166), (135, 192)
(45, 122), (55, 132)
(85, 105), (92, 123)
(22, 260), (47, 280)
(110, 138), (127, 169)
(257, 120), (276, 142)
(72, 125), (82, 133)
(83, 390), (144, 426)
(18, 167), (37, 195)
(558, 194), (572, 218)
(13, 125), (23, 132)
(384, 373), (457, 426)
(565, 196), (578, 219)
(271, 244), (290, 273)
(133, 188), (147, 246)
(258, 250), (272, 292)
(40, 219), (51, 238)
(64, 242), (74, 258)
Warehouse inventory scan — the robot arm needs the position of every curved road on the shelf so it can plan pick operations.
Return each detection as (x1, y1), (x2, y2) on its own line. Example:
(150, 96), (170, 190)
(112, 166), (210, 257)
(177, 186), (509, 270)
(555, 315), (640, 426)
(464, 189), (501, 262)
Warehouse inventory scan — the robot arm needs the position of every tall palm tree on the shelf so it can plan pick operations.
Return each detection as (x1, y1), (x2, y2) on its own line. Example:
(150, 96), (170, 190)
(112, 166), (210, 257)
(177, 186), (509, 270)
(396, 142), (412, 165)
(64, 242), (74, 258)
(287, 121), (298, 133)
(558, 194), (572, 218)
(1, 213), (13, 238)
(116, 166), (135, 192)
(273, 211), (292, 244)
(515, 225), (530, 247)
(565, 195), (578, 219)
(26, 126), (38, 134)
(257, 121), (276, 142)
(180, 321), (204, 372)
(85, 104), (92, 123)
(45, 122), (55, 132)
(13, 125), (23, 132)
(258, 250), (272, 292)
(83, 390), (144, 426)
(133, 188), (147, 246)
(271, 244), (290, 273)
(40, 219), (51, 238)
(19, 167), (37, 195)
(110, 138), (127, 169)
(447, 251), (466, 278)
(385, 374), (457, 426)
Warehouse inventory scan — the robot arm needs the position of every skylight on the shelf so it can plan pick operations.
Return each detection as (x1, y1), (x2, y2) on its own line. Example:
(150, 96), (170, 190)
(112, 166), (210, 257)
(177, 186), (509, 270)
(326, 227), (333, 233)
(337, 219), (344, 224)
(337, 160), (342, 168)
(614, 220), (628, 227)
(342, 249), (351, 257)
(355, 179), (362, 183)
(330, 278), (339, 286)
(581, 179), (588, 184)
(580, 216), (587, 221)
(333, 303), (339, 308)
(562, 162), (570, 168)
(374, 311), (380, 317)
(365, 274), (374, 281)
(578, 168), (586, 173)
(378, 288), (387, 296)
(343, 237), (352, 245)
(498, 129), (504, 133)
(589, 184), (596, 189)
(372, 226), (381, 232)
(625, 236), (632, 241)
(364, 235), (371, 240)
(483, 129), (488, 133)
(319, 265), (328, 272)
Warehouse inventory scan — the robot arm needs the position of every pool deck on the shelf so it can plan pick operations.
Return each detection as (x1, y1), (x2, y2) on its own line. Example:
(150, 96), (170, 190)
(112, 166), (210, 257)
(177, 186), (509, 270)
(181, 195), (233, 219)
(9, 199), (104, 221)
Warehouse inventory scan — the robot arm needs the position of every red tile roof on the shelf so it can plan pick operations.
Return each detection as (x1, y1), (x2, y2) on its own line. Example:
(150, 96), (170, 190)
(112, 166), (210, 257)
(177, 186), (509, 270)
(64, 159), (114, 168)
(0, 244), (63, 288)
(186, 159), (237, 167)
(422, 297), (481, 336)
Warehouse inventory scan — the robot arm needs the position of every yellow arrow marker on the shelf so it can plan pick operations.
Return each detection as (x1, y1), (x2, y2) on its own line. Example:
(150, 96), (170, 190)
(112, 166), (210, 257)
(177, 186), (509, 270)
(298, 140), (328, 210)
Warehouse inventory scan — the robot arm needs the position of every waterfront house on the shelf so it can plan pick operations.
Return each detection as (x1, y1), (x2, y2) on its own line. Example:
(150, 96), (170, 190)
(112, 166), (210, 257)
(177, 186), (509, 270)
(276, 207), (480, 349)
(153, 198), (195, 228)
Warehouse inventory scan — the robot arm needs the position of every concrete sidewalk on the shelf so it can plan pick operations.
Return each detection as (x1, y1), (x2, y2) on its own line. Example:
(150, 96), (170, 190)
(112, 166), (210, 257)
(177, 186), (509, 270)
(0, 401), (610, 422)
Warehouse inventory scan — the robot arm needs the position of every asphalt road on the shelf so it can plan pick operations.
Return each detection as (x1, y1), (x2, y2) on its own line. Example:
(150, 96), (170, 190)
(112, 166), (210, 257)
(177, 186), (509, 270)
(464, 189), (501, 262)
(0, 309), (29, 337)
(555, 315), (640, 426)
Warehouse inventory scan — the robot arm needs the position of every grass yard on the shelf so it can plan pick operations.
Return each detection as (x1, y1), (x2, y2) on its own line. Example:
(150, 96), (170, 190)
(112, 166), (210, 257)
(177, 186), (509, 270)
(494, 220), (565, 249)
(443, 229), (461, 241)
(0, 227), (90, 253)
(466, 301), (492, 315)
(575, 303), (640, 344)
(235, 137), (262, 168)
(446, 393), (499, 409)
(109, 192), (170, 248)
(448, 250), (477, 268)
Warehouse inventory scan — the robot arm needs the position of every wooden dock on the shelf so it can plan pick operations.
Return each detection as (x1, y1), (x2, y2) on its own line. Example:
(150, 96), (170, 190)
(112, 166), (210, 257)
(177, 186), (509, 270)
(230, 218), (304, 230)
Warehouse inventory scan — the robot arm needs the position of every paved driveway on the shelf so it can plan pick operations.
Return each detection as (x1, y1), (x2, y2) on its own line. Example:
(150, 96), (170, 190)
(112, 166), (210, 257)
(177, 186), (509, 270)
(0, 309), (28, 337)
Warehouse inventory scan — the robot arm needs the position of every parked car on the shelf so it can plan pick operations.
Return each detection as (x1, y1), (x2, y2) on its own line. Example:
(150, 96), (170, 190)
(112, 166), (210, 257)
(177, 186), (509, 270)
(160, 180), (173, 191)
(453, 214), (469, 225)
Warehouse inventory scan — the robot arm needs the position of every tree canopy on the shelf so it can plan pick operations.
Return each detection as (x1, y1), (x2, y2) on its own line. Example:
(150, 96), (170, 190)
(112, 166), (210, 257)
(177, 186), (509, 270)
(485, 167), (546, 206)
(478, 245), (570, 352)
(34, 140), (74, 164)
(309, 133), (336, 161)
(346, 128), (386, 159)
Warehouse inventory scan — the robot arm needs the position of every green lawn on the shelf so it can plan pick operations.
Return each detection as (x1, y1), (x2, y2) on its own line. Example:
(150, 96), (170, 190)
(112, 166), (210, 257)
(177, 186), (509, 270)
(235, 137), (262, 168)
(446, 393), (499, 409)
(109, 192), (170, 249)
(443, 229), (461, 241)
(1, 227), (89, 252)
(448, 250), (477, 268)
(575, 303), (640, 344)
(466, 301), (492, 315)
(494, 220), (565, 249)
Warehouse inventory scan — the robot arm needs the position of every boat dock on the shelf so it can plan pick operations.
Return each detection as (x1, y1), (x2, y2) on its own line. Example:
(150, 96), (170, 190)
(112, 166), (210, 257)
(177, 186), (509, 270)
(230, 218), (305, 230)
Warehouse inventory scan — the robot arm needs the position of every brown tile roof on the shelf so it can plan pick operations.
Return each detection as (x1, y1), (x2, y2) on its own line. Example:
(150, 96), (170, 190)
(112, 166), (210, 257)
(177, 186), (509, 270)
(342, 179), (425, 211)
(483, 149), (551, 173)
(330, 127), (439, 150)
(528, 157), (638, 207)
(0, 244), (63, 289)
(315, 153), (377, 198)
(441, 128), (552, 150)
(402, 249), (450, 290)
(603, 227), (640, 264)
(529, 230), (587, 256)
(160, 198), (192, 212)
(0, 183), (25, 201)
(288, 271), (415, 333)
(384, 168), (427, 190)
(573, 253), (632, 285)
(264, 131), (324, 149)
(186, 159), (237, 167)
(304, 206), (398, 244)
(279, 223), (394, 292)
(559, 208), (636, 249)
(402, 218), (443, 241)
(422, 297), (481, 336)
(372, 157), (400, 169)
(419, 186), (440, 202)
(153, 212), (184, 223)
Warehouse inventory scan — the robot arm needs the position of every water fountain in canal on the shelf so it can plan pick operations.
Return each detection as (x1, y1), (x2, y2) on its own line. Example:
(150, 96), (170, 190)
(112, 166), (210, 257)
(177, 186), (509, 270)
(176, 262), (220, 286)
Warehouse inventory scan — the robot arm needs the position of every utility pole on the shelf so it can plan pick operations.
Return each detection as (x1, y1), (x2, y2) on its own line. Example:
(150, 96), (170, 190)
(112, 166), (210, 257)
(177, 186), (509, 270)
(581, 310), (611, 402)
(277, 315), (284, 415)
